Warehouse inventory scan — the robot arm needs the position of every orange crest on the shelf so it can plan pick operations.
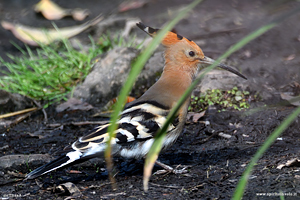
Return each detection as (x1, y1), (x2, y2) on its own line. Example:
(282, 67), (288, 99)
(136, 22), (202, 52)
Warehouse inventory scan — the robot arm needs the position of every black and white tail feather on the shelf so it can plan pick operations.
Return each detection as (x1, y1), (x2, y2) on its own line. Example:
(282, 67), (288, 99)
(25, 100), (179, 179)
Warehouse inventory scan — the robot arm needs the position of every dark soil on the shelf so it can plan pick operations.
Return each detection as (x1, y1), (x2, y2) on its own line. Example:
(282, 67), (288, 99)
(1, 0), (300, 199)
(1, 105), (300, 199)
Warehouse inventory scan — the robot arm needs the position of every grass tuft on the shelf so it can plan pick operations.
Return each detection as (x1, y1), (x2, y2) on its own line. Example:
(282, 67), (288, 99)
(0, 33), (141, 107)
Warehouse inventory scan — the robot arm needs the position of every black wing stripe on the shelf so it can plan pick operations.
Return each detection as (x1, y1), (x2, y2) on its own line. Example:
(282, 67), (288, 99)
(121, 109), (156, 120)
(93, 137), (104, 143)
(118, 123), (139, 138)
(125, 100), (170, 110)
(81, 125), (108, 141)
(74, 136), (105, 150)
(139, 120), (160, 134)
(74, 141), (90, 149)
(116, 132), (128, 144)
(142, 111), (157, 120)
(71, 100), (172, 151)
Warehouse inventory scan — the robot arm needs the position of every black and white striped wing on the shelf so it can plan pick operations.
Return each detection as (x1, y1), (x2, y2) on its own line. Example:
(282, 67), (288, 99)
(72, 100), (175, 158)
(25, 101), (177, 179)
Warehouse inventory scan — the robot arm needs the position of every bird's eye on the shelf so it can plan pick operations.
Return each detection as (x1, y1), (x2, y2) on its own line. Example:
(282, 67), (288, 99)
(189, 51), (195, 57)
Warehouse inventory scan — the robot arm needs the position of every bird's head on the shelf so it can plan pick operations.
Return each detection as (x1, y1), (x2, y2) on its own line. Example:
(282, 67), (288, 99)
(137, 22), (247, 80)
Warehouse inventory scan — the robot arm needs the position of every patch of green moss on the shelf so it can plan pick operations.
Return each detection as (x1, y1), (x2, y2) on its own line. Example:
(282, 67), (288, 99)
(189, 87), (256, 112)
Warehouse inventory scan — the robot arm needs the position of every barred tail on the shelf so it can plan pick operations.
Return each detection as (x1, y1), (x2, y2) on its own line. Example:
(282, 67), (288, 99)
(25, 151), (82, 179)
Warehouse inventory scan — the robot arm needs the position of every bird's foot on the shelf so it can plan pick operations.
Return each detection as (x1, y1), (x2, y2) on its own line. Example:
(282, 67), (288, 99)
(153, 160), (189, 175)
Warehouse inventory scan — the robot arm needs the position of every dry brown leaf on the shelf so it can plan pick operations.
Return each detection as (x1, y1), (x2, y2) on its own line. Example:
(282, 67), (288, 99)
(187, 111), (206, 123)
(283, 54), (295, 61)
(34, 0), (89, 21)
(55, 182), (82, 196)
(56, 98), (93, 113)
(71, 8), (90, 21)
(243, 50), (251, 58)
(67, 170), (83, 174)
(34, 0), (66, 20)
(293, 81), (300, 88)
(1, 15), (102, 46)
(280, 92), (300, 106)
(118, 0), (149, 12)
(7, 171), (26, 178)
(277, 158), (300, 169)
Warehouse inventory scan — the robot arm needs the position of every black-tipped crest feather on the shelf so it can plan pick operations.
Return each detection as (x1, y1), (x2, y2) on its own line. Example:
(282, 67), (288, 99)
(136, 22), (159, 37)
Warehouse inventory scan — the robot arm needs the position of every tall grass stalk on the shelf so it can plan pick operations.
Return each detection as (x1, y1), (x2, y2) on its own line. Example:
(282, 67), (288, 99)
(233, 106), (300, 199)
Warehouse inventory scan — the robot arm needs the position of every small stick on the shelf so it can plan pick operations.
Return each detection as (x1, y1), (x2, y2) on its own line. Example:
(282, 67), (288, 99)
(87, 182), (110, 189)
(218, 132), (232, 139)
(71, 121), (110, 126)
(33, 100), (47, 123)
(9, 112), (35, 127)
(47, 120), (109, 128)
(150, 183), (182, 189)
(0, 107), (38, 119)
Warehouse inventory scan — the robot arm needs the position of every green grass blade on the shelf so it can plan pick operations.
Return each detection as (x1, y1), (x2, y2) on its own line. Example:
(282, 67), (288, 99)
(232, 106), (300, 199)
(231, 5), (300, 199)
(104, 0), (203, 190)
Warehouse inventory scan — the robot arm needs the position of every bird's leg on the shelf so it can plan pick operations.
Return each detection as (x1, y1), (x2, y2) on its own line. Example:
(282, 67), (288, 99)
(153, 160), (188, 175)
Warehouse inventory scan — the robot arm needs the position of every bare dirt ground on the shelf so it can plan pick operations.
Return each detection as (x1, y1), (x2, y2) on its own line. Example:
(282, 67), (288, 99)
(1, 0), (300, 199)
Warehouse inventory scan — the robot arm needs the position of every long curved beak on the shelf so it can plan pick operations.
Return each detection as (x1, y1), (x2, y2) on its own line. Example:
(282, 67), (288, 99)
(200, 56), (247, 80)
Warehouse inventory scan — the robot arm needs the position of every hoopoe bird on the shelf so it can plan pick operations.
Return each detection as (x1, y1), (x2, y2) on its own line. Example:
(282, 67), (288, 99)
(25, 22), (246, 180)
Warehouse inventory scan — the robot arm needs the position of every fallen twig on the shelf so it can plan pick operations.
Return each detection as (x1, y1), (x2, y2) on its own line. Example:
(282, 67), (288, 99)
(9, 111), (39, 127)
(0, 100), (46, 128)
(87, 182), (111, 189)
(193, 129), (219, 145)
(0, 107), (38, 119)
(33, 100), (48, 123)
(194, 126), (233, 144)
(150, 182), (182, 189)
(188, 183), (206, 191)
(218, 132), (232, 139)
(47, 120), (109, 128)
(71, 121), (110, 126)
(100, 192), (126, 198)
